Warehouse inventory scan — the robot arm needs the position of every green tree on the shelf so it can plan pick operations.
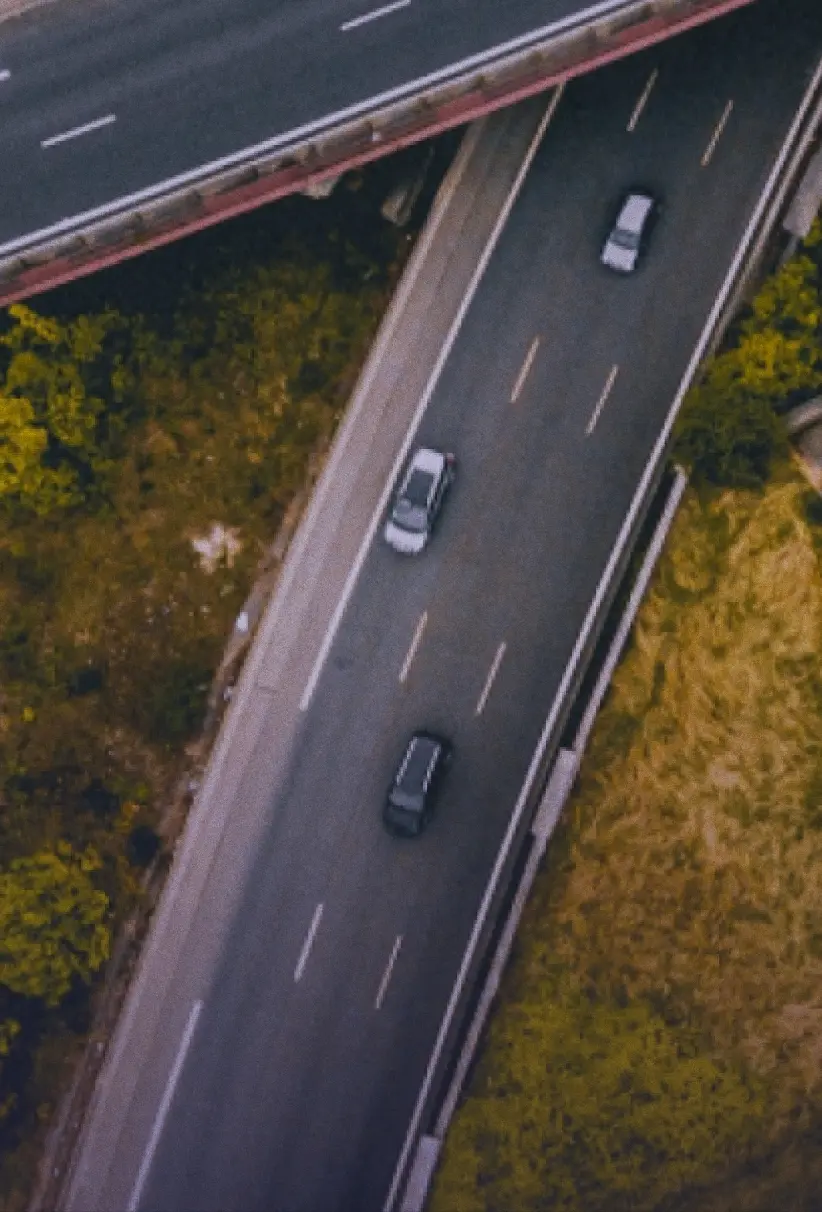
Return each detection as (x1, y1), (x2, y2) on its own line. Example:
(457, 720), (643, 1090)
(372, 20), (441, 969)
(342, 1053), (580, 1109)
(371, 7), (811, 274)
(742, 251), (821, 337)
(0, 843), (110, 1007)
(730, 327), (822, 401)
(673, 370), (790, 488)
(431, 990), (764, 1212)
(0, 391), (78, 514)
(674, 246), (822, 488)
(0, 304), (127, 515)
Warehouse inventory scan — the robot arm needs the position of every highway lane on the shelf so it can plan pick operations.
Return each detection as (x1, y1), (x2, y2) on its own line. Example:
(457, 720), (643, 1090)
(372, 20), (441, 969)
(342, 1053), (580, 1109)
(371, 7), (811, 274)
(92, 4), (822, 1211)
(0, 0), (726, 249)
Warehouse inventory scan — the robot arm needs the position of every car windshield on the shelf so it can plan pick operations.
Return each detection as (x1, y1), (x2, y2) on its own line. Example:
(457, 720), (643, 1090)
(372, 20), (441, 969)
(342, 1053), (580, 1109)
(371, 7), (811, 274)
(613, 224), (640, 251)
(385, 804), (421, 833)
(391, 500), (428, 533)
(388, 789), (422, 813)
(392, 468), (435, 533)
(404, 468), (435, 508)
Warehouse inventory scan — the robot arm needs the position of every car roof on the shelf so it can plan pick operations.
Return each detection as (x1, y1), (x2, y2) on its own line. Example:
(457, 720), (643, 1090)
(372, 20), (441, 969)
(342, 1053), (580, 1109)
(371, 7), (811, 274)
(409, 446), (446, 477)
(403, 467), (436, 509)
(397, 733), (441, 788)
(400, 727), (438, 785)
(618, 192), (654, 229)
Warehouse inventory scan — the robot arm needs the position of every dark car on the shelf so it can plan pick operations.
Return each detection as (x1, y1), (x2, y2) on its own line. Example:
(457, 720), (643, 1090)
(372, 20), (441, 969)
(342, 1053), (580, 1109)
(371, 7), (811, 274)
(383, 731), (452, 837)
(600, 189), (659, 274)
(383, 446), (456, 555)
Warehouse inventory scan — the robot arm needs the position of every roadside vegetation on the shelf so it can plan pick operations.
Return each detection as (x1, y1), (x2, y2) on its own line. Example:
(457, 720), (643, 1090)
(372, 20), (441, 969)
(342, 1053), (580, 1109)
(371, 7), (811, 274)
(430, 225), (822, 1211)
(0, 141), (451, 1208)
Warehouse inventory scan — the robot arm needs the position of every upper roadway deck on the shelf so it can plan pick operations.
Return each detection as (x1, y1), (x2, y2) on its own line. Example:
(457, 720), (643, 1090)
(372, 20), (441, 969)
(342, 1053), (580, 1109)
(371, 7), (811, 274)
(0, 0), (754, 304)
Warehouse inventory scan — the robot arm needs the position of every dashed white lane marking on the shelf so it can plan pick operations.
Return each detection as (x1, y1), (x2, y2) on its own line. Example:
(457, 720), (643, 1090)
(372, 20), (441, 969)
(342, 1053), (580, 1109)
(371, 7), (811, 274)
(127, 1000), (202, 1212)
(586, 363), (619, 436)
(375, 935), (403, 1010)
(399, 611), (428, 684)
(475, 641), (507, 717)
(701, 99), (734, 167)
(510, 336), (540, 403)
(294, 903), (324, 982)
(299, 85), (564, 715)
(627, 68), (658, 132)
(41, 113), (116, 149)
(0, 70), (10, 83)
(341, 0), (411, 32)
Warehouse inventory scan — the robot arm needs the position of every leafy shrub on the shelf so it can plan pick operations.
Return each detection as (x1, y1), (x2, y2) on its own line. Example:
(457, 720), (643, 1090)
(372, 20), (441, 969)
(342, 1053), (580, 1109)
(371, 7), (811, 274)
(141, 656), (212, 747)
(432, 986), (764, 1212)
(674, 383), (789, 488)
(674, 249), (822, 489)
(0, 844), (110, 1008)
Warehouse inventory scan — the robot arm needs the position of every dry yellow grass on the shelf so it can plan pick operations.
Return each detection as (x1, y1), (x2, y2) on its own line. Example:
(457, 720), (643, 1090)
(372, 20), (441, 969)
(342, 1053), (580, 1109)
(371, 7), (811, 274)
(544, 468), (822, 1117)
(435, 464), (822, 1210)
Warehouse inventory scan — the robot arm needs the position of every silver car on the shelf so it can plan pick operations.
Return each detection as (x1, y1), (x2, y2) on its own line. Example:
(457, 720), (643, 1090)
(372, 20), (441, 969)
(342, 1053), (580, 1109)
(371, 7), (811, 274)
(384, 446), (455, 555)
(601, 190), (658, 274)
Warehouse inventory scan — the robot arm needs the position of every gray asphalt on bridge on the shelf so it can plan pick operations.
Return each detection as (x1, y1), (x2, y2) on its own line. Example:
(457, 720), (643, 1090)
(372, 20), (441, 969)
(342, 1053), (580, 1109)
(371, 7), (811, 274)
(0, 0), (754, 305)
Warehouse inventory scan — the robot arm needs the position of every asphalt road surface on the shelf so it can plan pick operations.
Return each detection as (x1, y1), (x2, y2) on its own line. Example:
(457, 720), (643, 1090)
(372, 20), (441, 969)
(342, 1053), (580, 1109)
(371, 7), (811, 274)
(0, 0), (722, 250)
(72, 2), (822, 1211)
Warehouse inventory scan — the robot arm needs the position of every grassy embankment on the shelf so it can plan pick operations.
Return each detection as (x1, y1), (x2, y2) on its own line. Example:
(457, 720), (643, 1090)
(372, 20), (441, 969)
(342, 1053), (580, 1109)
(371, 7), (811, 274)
(0, 140), (455, 1209)
(431, 233), (822, 1210)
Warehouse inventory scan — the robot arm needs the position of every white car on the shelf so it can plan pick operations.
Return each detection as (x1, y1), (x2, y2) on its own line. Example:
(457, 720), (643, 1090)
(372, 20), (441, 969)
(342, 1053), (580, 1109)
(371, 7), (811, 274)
(384, 446), (456, 555)
(600, 190), (658, 274)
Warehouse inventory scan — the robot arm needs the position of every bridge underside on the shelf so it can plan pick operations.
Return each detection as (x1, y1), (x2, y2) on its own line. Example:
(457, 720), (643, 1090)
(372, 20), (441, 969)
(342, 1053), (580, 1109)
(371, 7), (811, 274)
(0, 0), (755, 308)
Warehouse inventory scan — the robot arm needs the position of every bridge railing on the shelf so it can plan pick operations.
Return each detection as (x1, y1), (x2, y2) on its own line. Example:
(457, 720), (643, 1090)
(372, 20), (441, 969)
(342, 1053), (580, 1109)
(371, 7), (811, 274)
(0, 0), (755, 305)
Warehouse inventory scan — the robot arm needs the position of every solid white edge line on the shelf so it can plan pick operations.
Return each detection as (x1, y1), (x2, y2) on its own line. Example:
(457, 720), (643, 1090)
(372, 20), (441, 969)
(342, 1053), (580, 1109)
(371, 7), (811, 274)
(399, 611), (428, 684)
(626, 67), (658, 132)
(126, 1000), (202, 1212)
(341, 0), (412, 33)
(294, 903), (324, 982)
(299, 85), (564, 713)
(474, 641), (507, 716)
(0, 0), (630, 258)
(510, 336), (540, 402)
(701, 98), (734, 167)
(585, 362), (619, 435)
(383, 49), (822, 1212)
(375, 935), (404, 1010)
(41, 114), (116, 149)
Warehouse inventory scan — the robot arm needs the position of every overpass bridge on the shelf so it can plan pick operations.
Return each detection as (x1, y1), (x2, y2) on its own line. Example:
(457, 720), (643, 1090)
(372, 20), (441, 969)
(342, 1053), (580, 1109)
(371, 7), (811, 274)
(0, 0), (754, 307)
